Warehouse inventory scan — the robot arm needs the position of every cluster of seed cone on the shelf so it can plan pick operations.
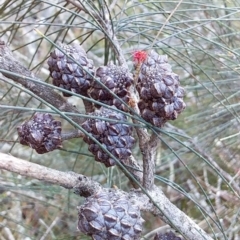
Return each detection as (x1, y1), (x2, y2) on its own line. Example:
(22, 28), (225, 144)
(154, 231), (182, 240)
(17, 44), (187, 240)
(47, 44), (186, 126)
(135, 50), (186, 127)
(48, 44), (132, 112)
(17, 113), (62, 154)
(81, 107), (135, 167)
(47, 43), (94, 97)
(89, 64), (133, 111)
(78, 189), (144, 240)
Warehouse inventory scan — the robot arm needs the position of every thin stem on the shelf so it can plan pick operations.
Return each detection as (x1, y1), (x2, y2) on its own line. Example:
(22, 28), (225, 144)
(61, 129), (84, 141)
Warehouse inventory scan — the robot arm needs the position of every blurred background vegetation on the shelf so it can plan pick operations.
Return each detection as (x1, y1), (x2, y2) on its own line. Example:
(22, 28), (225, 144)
(0, 0), (240, 239)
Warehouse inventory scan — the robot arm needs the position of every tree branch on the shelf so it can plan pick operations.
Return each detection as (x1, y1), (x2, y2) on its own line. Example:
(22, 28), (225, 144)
(0, 153), (213, 240)
(142, 133), (159, 190)
(0, 41), (84, 125)
(0, 37), (213, 240)
(130, 187), (213, 240)
(0, 153), (101, 197)
(96, 13), (159, 191)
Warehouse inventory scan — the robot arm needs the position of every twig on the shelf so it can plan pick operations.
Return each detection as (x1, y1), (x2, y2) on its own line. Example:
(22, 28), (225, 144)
(61, 129), (84, 141)
(95, 9), (159, 191)
(0, 153), (101, 197)
(99, 18), (161, 191)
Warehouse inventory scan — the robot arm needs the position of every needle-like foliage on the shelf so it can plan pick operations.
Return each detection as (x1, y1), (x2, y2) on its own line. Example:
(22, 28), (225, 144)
(0, 1), (240, 240)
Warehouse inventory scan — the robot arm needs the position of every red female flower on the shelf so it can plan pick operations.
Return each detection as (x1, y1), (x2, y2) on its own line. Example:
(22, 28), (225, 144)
(133, 50), (148, 63)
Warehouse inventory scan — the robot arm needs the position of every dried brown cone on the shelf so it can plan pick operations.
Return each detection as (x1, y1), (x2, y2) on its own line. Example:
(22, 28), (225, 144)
(81, 107), (135, 167)
(135, 50), (186, 127)
(47, 43), (94, 97)
(78, 189), (144, 240)
(89, 64), (133, 111)
(154, 231), (182, 240)
(17, 113), (62, 154)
